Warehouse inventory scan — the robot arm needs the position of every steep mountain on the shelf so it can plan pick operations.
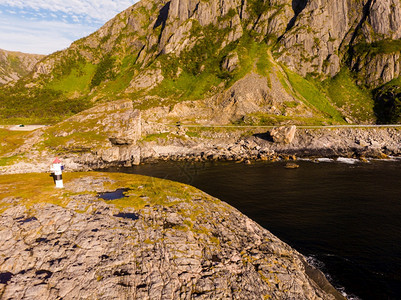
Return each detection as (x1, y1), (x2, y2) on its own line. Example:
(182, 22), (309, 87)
(1, 0), (401, 124)
(0, 49), (44, 85)
(277, 0), (401, 84)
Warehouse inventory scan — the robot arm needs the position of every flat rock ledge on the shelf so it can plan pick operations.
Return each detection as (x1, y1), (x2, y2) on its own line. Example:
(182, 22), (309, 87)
(0, 173), (345, 299)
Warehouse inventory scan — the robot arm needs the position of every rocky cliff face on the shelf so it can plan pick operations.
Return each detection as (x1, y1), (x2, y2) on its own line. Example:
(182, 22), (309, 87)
(0, 49), (44, 85)
(2, 0), (401, 124)
(29, 0), (401, 86)
(31, 0), (292, 78)
(277, 0), (401, 87)
(0, 172), (344, 299)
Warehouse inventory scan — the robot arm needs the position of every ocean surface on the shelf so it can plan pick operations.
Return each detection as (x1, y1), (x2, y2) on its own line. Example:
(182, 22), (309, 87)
(104, 159), (401, 299)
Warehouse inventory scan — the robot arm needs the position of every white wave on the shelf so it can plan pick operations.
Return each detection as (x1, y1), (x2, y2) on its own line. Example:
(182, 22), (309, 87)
(317, 158), (334, 163)
(373, 156), (400, 162)
(307, 255), (362, 300)
(306, 255), (325, 269)
(297, 158), (311, 161)
(336, 157), (359, 164)
(338, 287), (363, 300)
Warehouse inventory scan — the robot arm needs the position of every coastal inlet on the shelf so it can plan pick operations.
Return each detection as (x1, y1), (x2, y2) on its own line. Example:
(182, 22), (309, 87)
(105, 159), (401, 300)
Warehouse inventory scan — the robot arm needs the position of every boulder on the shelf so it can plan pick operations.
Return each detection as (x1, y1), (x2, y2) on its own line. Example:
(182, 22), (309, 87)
(106, 107), (142, 146)
(270, 125), (297, 144)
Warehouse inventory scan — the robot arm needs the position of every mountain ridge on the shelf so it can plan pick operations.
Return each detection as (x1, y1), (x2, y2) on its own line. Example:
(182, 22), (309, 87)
(1, 0), (401, 124)
(0, 49), (45, 86)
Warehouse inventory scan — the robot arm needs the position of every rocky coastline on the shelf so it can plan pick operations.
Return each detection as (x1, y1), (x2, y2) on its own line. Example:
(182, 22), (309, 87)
(1, 126), (400, 175)
(0, 172), (346, 299)
(138, 126), (401, 163)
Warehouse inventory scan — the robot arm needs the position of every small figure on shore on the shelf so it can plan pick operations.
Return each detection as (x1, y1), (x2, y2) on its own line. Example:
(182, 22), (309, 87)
(50, 157), (64, 188)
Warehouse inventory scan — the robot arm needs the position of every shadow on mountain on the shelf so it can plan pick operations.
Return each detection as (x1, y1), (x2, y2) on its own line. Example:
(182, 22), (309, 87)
(154, 2), (170, 29)
(373, 84), (401, 124)
(286, 0), (308, 31)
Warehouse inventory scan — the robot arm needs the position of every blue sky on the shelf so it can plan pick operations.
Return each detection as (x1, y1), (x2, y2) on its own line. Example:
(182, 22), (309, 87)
(0, 1), (136, 54)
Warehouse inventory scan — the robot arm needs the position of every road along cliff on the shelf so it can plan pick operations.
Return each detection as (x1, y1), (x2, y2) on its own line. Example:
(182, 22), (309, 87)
(1, 99), (401, 175)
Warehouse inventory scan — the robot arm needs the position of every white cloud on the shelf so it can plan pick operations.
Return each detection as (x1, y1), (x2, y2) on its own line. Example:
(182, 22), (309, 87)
(0, 0), (135, 22)
(0, 15), (98, 54)
(0, 0), (139, 54)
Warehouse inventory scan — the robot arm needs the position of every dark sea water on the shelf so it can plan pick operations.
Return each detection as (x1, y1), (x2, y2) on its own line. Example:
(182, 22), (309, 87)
(104, 159), (401, 300)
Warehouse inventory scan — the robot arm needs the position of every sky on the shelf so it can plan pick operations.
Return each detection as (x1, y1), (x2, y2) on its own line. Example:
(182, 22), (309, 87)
(0, 0), (137, 55)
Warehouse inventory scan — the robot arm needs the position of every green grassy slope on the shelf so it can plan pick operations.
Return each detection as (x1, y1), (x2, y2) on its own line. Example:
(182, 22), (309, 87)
(0, 0), (394, 125)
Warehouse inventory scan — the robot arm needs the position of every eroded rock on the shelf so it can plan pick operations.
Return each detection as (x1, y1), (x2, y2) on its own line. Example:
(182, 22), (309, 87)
(221, 52), (239, 72)
(270, 125), (297, 144)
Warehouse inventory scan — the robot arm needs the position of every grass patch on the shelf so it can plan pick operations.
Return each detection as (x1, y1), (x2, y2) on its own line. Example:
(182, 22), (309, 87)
(227, 36), (272, 86)
(256, 46), (272, 77)
(353, 40), (401, 55)
(98, 67), (136, 97)
(150, 71), (221, 101)
(0, 173), (70, 212)
(0, 85), (92, 124)
(0, 172), (212, 213)
(89, 54), (138, 100)
(323, 68), (375, 122)
(42, 131), (106, 152)
(49, 63), (96, 95)
(0, 155), (21, 167)
(140, 132), (169, 142)
(284, 68), (344, 123)
(283, 101), (299, 108)
(90, 55), (115, 89)
(0, 128), (31, 156)
(98, 172), (215, 210)
(186, 131), (201, 138)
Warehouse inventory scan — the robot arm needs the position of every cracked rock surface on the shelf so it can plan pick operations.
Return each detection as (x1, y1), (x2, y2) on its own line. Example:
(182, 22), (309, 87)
(0, 172), (344, 299)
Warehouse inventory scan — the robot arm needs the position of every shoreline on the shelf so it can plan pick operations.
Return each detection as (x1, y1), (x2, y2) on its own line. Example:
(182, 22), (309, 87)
(0, 172), (346, 299)
(2, 126), (399, 298)
(1, 127), (401, 174)
(93, 126), (401, 167)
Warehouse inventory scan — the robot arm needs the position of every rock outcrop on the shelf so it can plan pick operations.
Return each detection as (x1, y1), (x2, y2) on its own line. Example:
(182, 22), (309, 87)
(0, 172), (345, 299)
(277, 0), (354, 77)
(38, 100), (142, 164)
(278, 0), (401, 87)
(270, 125), (297, 144)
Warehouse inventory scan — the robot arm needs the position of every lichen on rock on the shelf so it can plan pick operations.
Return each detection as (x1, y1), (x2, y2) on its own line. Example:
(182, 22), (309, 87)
(0, 172), (344, 299)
